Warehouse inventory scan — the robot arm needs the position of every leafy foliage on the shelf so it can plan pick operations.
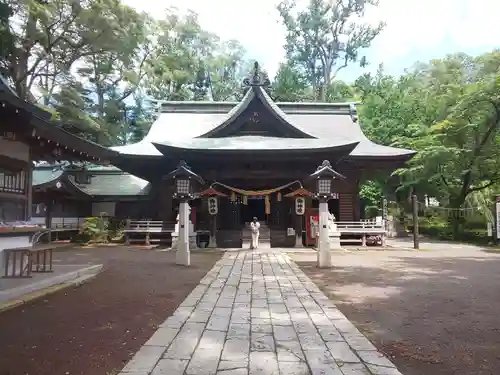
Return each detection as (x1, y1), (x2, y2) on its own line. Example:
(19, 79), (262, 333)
(80, 215), (109, 243)
(0, 3), (250, 145)
(277, 0), (384, 101)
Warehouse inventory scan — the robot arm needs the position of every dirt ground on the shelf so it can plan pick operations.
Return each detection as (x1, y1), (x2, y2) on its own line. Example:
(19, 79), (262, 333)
(290, 247), (500, 375)
(0, 246), (222, 375)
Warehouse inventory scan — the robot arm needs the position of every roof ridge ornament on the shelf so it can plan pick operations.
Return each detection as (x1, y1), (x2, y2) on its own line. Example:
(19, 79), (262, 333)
(317, 160), (332, 171)
(243, 61), (270, 88)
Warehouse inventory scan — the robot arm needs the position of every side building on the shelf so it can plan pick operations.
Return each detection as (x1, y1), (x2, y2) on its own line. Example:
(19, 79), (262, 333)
(0, 76), (115, 222)
(0, 75), (116, 263)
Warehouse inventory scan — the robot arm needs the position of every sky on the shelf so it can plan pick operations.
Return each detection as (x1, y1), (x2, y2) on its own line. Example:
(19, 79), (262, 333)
(124, 0), (500, 82)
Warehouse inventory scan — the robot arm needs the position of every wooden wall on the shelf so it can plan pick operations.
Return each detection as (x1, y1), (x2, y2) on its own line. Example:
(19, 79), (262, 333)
(31, 200), (91, 218)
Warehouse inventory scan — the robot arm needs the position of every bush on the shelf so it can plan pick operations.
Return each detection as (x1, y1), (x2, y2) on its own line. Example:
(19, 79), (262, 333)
(79, 216), (109, 243)
(364, 205), (379, 218)
(107, 217), (126, 241)
(409, 215), (491, 243)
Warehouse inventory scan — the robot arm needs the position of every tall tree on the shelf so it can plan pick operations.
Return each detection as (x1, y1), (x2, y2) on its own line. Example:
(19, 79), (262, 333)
(1, 0), (143, 101)
(273, 62), (312, 102)
(143, 9), (249, 103)
(207, 40), (248, 101)
(277, 0), (384, 101)
(399, 69), (500, 235)
(354, 51), (500, 236)
(142, 9), (216, 101)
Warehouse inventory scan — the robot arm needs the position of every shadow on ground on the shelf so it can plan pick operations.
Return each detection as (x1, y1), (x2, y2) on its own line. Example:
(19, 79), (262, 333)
(294, 251), (500, 375)
(0, 246), (222, 375)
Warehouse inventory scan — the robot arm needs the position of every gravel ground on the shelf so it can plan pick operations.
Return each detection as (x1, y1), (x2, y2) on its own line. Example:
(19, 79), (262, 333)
(0, 246), (222, 375)
(290, 247), (500, 375)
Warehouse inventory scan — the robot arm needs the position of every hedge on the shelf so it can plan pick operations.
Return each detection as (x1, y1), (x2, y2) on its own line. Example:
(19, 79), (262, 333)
(408, 215), (491, 244)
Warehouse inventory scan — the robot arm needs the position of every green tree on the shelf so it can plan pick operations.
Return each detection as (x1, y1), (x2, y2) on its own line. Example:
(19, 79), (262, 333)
(401, 74), (500, 232)
(142, 9), (216, 101)
(207, 40), (249, 101)
(277, 0), (384, 101)
(45, 4), (151, 145)
(369, 51), (500, 236)
(1, 0), (143, 100)
(273, 62), (312, 102)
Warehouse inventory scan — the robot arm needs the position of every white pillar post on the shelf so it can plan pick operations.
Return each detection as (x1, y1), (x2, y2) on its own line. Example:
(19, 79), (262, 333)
(317, 200), (332, 268)
(176, 200), (190, 266)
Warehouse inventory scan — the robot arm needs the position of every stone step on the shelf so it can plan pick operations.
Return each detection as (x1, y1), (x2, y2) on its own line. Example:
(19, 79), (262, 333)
(242, 229), (270, 239)
(242, 239), (271, 249)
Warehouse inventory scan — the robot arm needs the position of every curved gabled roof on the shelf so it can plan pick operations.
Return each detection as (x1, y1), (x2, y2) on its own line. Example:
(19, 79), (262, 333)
(153, 136), (358, 153)
(198, 86), (315, 138)
(112, 96), (414, 159)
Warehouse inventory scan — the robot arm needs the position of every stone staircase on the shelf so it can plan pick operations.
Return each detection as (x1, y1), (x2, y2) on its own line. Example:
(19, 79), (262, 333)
(242, 222), (270, 249)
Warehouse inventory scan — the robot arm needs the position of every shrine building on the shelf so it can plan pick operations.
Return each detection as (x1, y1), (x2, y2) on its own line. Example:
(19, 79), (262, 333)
(31, 65), (415, 247)
(0, 75), (115, 275)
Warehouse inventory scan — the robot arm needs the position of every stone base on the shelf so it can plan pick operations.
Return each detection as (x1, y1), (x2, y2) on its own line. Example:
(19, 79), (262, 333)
(208, 235), (217, 248)
(189, 235), (198, 250)
(171, 234), (198, 250)
(317, 248), (332, 268)
(176, 247), (190, 266)
(171, 235), (178, 250)
(294, 234), (303, 248)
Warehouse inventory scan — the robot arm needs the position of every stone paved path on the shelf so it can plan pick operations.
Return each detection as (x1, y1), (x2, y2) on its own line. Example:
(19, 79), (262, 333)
(119, 249), (403, 375)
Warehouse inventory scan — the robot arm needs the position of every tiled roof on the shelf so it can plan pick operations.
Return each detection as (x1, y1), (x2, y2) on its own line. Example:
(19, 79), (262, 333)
(32, 165), (150, 197)
(112, 89), (414, 158)
(67, 173), (150, 196)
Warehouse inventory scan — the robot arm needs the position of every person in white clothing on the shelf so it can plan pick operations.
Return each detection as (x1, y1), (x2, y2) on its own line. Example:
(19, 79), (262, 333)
(250, 217), (260, 249)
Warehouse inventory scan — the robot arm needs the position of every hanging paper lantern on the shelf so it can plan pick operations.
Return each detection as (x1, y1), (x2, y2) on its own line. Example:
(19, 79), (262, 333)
(265, 195), (271, 215)
(243, 195), (248, 205)
(277, 192), (282, 201)
(231, 191), (236, 202)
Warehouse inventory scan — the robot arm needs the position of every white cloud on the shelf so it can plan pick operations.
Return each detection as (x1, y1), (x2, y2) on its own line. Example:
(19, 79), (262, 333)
(123, 0), (500, 80)
(365, 0), (500, 74)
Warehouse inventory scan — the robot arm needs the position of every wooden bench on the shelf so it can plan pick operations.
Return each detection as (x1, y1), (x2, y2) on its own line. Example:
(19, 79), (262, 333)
(336, 221), (387, 246)
(123, 220), (175, 245)
(3, 245), (54, 278)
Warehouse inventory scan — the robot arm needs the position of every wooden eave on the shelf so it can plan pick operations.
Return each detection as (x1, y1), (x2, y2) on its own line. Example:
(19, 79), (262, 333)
(33, 173), (92, 199)
(0, 154), (28, 172)
(0, 91), (118, 163)
(199, 187), (228, 197)
(284, 188), (314, 197)
(152, 141), (359, 158)
(346, 152), (417, 163)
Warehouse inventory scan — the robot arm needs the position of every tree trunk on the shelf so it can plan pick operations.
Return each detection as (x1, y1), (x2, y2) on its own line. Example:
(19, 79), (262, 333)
(449, 195), (467, 240)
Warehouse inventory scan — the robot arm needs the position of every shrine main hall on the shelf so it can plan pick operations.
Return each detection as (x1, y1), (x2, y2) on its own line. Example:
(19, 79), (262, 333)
(32, 68), (414, 248)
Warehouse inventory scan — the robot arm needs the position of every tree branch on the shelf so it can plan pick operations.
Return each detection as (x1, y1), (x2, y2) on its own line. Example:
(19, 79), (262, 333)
(440, 173), (451, 189)
(467, 179), (500, 194)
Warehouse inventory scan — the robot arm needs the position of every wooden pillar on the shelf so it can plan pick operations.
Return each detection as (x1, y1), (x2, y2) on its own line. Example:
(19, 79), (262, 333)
(294, 212), (303, 247)
(353, 180), (361, 221)
(208, 214), (217, 248)
(45, 195), (53, 243)
(125, 219), (131, 245)
(25, 158), (33, 221)
(157, 181), (174, 222)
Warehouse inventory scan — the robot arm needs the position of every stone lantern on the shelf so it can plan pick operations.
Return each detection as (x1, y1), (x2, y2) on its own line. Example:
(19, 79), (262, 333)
(165, 161), (204, 266)
(308, 160), (345, 268)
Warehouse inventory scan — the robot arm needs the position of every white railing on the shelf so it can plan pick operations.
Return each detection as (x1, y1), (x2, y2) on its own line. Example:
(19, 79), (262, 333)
(336, 220), (386, 234)
(30, 217), (85, 229)
(124, 220), (176, 233)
